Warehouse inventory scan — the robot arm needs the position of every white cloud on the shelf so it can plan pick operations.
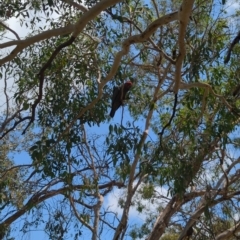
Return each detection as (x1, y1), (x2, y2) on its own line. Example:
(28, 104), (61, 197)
(6, 17), (30, 39)
(0, 18), (30, 111)
(234, 212), (240, 221)
(104, 184), (169, 223)
(226, 0), (240, 10)
(0, 11), (59, 111)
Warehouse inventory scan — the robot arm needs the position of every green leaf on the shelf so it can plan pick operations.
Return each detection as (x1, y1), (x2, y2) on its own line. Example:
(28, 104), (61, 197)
(23, 101), (29, 110)
(47, 0), (54, 6)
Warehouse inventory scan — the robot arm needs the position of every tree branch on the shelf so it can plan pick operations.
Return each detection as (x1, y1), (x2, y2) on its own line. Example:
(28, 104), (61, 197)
(216, 221), (240, 240)
(0, 21), (20, 40)
(0, 0), (123, 67)
(173, 0), (194, 93)
(61, 0), (88, 12)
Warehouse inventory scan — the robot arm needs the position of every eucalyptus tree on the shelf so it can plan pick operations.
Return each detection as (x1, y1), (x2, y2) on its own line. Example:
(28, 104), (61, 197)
(0, 0), (240, 239)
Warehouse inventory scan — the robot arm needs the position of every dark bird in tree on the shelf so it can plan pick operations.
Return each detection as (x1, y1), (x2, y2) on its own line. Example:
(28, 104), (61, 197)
(109, 81), (133, 118)
(225, 31), (240, 64)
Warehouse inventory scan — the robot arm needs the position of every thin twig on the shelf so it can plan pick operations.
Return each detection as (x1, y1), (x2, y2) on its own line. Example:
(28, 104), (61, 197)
(158, 94), (178, 146)
(0, 21), (20, 40)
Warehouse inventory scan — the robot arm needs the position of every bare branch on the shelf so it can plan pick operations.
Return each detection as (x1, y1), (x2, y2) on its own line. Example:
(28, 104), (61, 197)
(173, 0), (195, 93)
(216, 222), (240, 240)
(61, 0), (88, 12)
(147, 196), (181, 240)
(0, 108), (22, 133)
(3, 63), (10, 122)
(103, 11), (179, 85)
(215, 157), (240, 190)
(92, 193), (104, 240)
(151, 0), (160, 18)
(0, 164), (32, 179)
(178, 189), (240, 240)
(0, 115), (31, 139)
(179, 81), (233, 111)
(1, 187), (70, 228)
(0, 24), (75, 66)
(73, 0), (123, 37)
(0, 0), (123, 66)
(0, 21), (20, 40)
(69, 195), (94, 232)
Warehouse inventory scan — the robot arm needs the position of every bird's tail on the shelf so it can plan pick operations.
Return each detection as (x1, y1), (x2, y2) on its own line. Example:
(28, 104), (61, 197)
(109, 109), (115, 118)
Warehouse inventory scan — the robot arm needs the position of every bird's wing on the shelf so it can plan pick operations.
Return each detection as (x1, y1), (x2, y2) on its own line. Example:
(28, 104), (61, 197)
(112, 86), (120, 102)
(122, 84), (131, 100)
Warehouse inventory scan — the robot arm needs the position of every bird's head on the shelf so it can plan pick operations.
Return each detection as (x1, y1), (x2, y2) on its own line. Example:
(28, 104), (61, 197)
(124, 81), (133, 90)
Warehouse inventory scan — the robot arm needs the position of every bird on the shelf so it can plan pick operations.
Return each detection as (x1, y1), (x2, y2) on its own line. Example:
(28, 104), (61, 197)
(109, 81), (133, 118)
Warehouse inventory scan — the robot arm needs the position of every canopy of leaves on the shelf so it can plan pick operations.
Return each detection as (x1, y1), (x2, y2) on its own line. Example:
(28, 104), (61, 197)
(1, 0), (240, 239)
